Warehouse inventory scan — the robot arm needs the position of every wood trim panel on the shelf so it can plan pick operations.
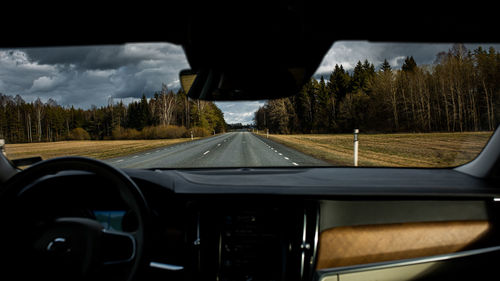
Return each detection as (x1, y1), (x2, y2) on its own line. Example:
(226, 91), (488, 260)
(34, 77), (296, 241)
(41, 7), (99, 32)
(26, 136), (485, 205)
(316, 221), (491, 269)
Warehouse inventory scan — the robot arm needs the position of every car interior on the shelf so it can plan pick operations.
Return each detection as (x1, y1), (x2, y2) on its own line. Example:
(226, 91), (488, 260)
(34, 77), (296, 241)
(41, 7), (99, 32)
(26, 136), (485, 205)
(0, 2), (499, 281)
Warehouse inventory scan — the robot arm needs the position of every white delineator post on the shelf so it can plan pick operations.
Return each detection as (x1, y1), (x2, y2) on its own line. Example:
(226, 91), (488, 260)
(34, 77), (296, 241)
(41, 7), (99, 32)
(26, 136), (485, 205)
(353, 129), (359, 167)
(191, 130), (194, 140)
(266, 129), (269, 139)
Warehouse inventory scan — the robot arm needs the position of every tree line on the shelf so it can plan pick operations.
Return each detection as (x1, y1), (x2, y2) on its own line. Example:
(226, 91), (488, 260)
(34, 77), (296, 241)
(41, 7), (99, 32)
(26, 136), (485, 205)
(0, 84), (226, 143)
(255, 44), (500, 134)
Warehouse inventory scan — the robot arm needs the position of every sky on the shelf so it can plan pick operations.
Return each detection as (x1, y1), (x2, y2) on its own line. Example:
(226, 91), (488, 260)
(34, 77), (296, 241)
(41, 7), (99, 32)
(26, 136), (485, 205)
(1, 41), (499, 125)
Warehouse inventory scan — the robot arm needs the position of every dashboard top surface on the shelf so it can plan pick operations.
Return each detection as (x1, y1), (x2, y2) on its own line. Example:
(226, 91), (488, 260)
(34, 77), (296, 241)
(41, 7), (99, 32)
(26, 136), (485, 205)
(121, 167), (499, 198)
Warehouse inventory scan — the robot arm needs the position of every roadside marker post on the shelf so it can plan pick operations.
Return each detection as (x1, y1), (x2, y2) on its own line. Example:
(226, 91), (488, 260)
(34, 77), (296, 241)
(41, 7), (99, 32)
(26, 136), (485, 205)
(354, 129), (359, 167)
(191, 130), (194, 140)
(266, 129), (269, 139)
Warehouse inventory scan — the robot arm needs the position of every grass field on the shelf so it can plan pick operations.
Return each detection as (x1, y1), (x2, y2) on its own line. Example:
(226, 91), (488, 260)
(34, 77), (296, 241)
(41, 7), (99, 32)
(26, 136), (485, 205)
(4, 132), (494, 168)
(266, 132), (494, 167)
(4, 138), (197, 161)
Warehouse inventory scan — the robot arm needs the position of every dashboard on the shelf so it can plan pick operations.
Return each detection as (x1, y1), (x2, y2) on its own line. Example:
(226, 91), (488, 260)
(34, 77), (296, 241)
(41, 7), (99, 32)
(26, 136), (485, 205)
(24, 167), (500, 281)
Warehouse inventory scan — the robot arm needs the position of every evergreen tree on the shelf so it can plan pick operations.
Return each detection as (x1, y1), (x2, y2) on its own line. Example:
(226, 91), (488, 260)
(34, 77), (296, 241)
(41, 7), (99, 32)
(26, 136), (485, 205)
(328, 65), (350, 101)
(381, 59), (392, 73)
(351, 60), (375, 93)
(402, 56), (417, 72)
(314, 76), (330, 132)
(351, 61), (365, 92)
(363, 59), (376, 75)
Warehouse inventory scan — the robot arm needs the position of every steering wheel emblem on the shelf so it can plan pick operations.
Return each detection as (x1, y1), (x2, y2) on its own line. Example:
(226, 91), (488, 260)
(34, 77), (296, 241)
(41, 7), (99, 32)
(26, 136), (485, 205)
(46, 237), (70, 253)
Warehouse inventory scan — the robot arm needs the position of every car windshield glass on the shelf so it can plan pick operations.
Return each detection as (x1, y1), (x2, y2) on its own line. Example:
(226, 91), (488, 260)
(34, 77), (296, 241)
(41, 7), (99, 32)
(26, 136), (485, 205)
(1, 41), (498, 169)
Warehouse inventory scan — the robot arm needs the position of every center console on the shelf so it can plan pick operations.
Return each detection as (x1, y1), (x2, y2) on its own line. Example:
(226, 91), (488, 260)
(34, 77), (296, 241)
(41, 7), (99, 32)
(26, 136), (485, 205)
(191, 200), (318, 281)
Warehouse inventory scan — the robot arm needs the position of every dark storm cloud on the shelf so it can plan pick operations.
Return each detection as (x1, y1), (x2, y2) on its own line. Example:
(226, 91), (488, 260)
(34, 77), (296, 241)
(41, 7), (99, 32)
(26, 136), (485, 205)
(314, 41), (500, 78)
(24, 43), (187, 71)
(23, 46), (97, 68)
(0, 43), (189, 108)
(315, 41), (447, 77)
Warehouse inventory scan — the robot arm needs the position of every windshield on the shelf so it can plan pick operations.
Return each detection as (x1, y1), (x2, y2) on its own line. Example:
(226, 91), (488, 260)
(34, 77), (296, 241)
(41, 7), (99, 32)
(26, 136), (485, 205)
(1, 42), (498, 169)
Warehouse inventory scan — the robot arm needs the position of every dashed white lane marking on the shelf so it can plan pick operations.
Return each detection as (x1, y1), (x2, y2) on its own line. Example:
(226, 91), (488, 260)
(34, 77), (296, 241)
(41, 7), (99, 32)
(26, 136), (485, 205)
(258, 136), (297, 166)
(156, 150), (161, 153)
(217, 143), (221, 146)
(115, 159), (124, 163)
(203, 150), (210, 155)
(132, 155), (139, 158)
(146, 152), (151, 155)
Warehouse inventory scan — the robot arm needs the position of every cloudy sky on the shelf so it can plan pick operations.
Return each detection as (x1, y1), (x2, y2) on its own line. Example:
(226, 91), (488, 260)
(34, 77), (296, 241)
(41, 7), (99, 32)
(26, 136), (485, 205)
(1, 41), (499, 124)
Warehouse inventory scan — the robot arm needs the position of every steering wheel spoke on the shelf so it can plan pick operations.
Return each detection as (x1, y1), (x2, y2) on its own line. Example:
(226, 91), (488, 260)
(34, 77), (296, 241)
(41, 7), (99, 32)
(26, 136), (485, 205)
(101, 229), (136, 265)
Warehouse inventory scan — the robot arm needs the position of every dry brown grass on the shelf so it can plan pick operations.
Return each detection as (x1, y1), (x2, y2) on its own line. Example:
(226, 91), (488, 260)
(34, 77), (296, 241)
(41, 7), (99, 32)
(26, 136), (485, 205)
(4, 138), (197, 161)
(266, 132), (494, 167)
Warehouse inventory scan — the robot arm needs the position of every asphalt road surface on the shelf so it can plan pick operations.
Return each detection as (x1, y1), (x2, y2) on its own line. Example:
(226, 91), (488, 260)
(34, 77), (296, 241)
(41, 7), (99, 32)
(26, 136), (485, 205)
(105, 132), (330, 169)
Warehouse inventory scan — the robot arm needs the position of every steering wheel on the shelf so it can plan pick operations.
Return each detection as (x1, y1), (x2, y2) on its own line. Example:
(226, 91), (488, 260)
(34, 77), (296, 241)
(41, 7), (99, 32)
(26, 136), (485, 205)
(0, 157), (149, 281)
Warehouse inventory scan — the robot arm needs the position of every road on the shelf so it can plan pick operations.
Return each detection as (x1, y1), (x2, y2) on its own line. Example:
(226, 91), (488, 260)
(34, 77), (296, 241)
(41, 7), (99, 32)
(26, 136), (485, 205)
(106, 132), (329, 169)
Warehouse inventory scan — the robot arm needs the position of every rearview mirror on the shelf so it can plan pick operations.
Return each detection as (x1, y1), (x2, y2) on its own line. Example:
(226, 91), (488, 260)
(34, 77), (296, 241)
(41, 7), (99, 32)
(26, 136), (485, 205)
(179, 67), (307, 101)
